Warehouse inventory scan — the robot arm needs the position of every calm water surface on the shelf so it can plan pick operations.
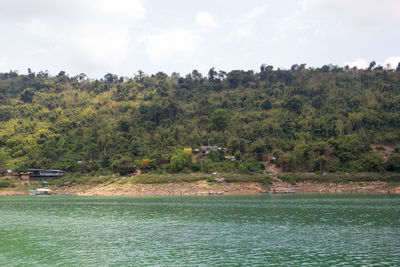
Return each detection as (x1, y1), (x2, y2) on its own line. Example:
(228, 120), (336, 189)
(0, 194), (399, 266)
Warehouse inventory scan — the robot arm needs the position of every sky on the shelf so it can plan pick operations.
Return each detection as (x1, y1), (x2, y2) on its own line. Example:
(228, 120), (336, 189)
(0, 0), (399, 78)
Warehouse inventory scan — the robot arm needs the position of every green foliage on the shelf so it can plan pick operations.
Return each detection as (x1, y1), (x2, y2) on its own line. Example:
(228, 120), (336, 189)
(211, 109), (229, 131)
(0, 66), (399, 175)
(386, 153), (400, 172)
(360, 152), (384, 172)
(207, 151), (223, 162)
(19, 88), (35, 103)
(169, 150), (192, 172)
(278, 173), (400, 185)
(111, 156), (135, 175)
(238, 159), (264, 173)
(285, 97), (302, 113)
(0, 179), (15, 188)
(0, 149), (10, 172)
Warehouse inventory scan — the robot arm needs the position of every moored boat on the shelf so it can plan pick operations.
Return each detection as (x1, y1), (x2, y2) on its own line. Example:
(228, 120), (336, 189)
(268, 188), (295, 194)
(30, 188), (53, 195)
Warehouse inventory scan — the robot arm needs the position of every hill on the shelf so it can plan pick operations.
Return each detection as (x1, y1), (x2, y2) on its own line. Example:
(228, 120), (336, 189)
(0, 63), (399, 175)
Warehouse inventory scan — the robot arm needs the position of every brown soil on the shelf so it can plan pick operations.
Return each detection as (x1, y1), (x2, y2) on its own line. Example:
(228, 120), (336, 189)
(2, 180), (399, 196)
(265, 163), (283, 174)
(273, 180), (400, 194)
(51, 180), (400, 196)
(54, 180), (265, 196)
(371, 144), (395, 161)
(0, 190), (28, 196)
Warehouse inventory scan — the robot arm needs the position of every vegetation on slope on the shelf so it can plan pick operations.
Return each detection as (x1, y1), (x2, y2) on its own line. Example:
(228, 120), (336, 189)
(0, 62), (400, 177)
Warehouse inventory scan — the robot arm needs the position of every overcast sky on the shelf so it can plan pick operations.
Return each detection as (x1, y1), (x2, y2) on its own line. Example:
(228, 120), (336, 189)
(0, 0), (399, 78)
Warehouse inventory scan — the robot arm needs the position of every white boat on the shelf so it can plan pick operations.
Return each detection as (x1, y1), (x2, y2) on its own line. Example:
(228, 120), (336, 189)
(33, 188), (53, 195)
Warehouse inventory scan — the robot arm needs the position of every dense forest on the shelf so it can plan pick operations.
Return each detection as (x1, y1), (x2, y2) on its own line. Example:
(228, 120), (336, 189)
(0, 62), (400, 175)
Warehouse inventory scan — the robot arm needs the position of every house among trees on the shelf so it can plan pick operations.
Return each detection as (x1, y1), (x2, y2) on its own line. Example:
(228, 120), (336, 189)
(224, 156), (236, 162)
(28, 169), (65, 180)
(201, 146), (218, 155)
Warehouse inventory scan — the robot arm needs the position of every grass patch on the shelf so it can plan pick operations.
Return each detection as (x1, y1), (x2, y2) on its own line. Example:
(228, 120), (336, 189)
(0, 179), (16, 189)
(278, 173), (400, 185)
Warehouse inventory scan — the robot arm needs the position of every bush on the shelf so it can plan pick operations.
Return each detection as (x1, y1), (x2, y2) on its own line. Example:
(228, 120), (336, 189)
(111, 156), (135, 175)
(239, 159), (264, 173)
(360, 152), (384, 172)
(386, 153), (400, 172)
(169, 150), (191, 172)
(0, 179), (15, 188)
(207, 151), (222, 162)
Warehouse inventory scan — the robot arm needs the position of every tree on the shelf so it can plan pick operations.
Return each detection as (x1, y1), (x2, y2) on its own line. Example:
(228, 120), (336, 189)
(104, 73), (118, 84)
(218, 70), (226, 80)
(57, 71), (66, 77)
(386, 153), (400, 172)
(261, 99), (272, 110)
(211, 109), (229, 131)
(191, 70), (202, 79)
(367, 61), (376, 71)
(360, 152), (384, 172)
(0, 149), (9, 172)
(285, 97), (303, 113)
(20, 88), (35, 103)
(227, 70), (242, 88)
(170, 150), (191, 172)
(207, 150), (222, 162)
(78, 73), (87, 82)
(208, 67), (217, 81)
(111, 155), (135, 175)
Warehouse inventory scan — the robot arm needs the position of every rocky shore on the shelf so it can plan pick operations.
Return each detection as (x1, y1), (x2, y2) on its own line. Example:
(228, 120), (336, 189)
(2, 180), (399, 196)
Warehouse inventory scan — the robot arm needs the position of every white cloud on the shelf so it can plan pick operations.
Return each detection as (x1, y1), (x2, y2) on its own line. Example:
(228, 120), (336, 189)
(230, 26), (253, 39)
(196, 12), (219, 28)
(344, 58), (369, 69)
(0, 0), (146, 71)
(302, 0), (400, 30)
(141, 29), (201, 64)
(244, 4), (268, 21)
(345, 56), (400, 70)
(383, 56), (400, 69)
(229, 4), (267, 40)
(0, 57), (8, 71)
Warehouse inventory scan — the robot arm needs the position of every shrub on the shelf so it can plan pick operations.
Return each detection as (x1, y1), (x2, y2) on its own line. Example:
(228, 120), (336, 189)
(169, 150), (191, 172)
(111, 156), (135, 175)
(0, 179), (15, 188)
(239, 159), (264, 173)
(386, 153), (400, 172)
(360, 152), (384, 172)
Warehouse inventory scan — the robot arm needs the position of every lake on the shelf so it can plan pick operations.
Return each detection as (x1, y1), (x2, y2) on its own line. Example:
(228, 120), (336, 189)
(0, 194), (399, 266)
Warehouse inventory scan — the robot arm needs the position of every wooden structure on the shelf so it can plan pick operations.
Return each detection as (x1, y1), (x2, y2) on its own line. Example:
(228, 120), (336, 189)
(269, 188), (295, 194)
(28, 169), (65, 180)
(201, 146), (218, 155)
(224, 156), (236, 161)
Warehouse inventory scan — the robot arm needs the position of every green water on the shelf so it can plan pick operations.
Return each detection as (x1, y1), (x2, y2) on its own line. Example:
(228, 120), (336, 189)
(0, 195), (399, 266)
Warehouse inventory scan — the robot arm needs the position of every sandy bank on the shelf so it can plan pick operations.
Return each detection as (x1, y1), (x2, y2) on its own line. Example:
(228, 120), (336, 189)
(2, 181), (399, 196)
(54, 180), (265, 196)
(54, 180), (400, 196)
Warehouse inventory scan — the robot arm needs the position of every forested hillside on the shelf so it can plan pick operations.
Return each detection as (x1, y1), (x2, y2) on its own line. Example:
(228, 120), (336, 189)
(0, 63), (400, 174)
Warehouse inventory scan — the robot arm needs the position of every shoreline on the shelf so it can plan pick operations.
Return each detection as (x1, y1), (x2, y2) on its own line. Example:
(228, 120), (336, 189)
(1, 180), (399, 196)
